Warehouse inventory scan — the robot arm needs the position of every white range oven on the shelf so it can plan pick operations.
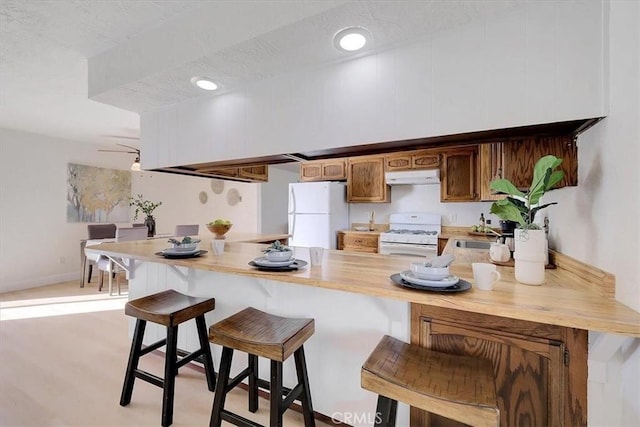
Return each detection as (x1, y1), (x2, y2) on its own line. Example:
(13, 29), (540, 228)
(378, 213), (441, 257)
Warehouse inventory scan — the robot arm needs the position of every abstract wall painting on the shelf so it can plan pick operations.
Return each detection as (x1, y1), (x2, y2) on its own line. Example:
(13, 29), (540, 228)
(67, 163), (131, 223)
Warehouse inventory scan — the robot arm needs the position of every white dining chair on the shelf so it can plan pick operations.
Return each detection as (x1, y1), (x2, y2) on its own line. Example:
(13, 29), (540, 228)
(174, 224), (199, 237)
(96, 227), (148, 295)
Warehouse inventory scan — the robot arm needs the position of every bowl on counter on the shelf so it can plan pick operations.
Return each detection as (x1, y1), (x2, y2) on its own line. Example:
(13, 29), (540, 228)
(171, 242), (199, 251)
(410, 262), (450, 280)
(206, 223), (232, 239)
(265, 250), (293, 262)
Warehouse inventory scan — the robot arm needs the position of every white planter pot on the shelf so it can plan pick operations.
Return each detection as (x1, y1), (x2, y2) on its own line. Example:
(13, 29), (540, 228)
(513, 229), (546, 285)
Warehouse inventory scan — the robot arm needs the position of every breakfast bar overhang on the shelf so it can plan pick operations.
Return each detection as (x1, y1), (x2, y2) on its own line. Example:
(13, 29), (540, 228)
(86, 238), (640, 426)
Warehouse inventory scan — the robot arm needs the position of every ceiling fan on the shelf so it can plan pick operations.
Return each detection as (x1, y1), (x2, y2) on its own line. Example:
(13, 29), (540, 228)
(98, 143), (141, 171)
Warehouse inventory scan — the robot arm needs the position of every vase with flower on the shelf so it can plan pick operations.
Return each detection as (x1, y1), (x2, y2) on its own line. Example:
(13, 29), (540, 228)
(129, 194), (162, 237)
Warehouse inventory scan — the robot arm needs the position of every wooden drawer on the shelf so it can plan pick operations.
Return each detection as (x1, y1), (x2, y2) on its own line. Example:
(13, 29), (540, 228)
(342, 233), (379, 253)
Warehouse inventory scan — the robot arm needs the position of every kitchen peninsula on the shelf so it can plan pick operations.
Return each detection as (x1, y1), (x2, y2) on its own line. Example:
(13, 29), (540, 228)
(86, 238), (640, 426)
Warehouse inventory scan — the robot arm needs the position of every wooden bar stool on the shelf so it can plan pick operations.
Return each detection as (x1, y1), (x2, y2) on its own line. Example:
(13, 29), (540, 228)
(208, 307), (315, 427)
(361, 335), (499, 427)
(120, 289), (217, 427)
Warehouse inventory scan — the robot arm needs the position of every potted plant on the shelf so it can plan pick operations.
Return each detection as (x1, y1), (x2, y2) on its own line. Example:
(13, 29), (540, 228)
(262, 240), (293, 262)
(489, 155), (564, 285)
(129, 194), (162, 237)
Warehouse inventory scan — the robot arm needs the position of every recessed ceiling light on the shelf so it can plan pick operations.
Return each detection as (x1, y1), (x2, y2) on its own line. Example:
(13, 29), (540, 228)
(191, 76), (218, 91)
(333, 27), (370, 52)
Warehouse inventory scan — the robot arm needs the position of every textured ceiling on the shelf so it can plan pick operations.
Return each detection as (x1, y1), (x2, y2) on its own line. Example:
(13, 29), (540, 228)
(0, 0), (520, 146)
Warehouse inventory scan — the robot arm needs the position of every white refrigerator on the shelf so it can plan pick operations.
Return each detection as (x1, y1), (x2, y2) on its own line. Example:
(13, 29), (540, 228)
(288, 182), (349, 249)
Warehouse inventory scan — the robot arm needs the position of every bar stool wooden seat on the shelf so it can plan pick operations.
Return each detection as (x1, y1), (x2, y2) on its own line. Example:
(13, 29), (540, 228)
(120, 289), (217, 427)
(362, 335), (499, 427)
(208, 307), (315, 427)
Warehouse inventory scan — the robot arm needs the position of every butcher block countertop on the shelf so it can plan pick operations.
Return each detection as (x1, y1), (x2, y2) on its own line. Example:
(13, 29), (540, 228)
(86, 238), (640, 337)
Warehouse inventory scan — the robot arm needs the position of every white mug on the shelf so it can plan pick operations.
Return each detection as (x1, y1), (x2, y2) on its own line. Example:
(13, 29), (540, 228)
(211, 239), (225, 255)
(309, 247), (324, 266)
(490, 243), (511, 263)
(472, 262), (501, 291)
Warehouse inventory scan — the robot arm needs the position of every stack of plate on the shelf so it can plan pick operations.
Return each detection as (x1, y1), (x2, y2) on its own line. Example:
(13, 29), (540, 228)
(389, 271), (471, 293)
(399, 270), (460, 288)
(249, 256), (307, 271)
(158, 247), (205, 259)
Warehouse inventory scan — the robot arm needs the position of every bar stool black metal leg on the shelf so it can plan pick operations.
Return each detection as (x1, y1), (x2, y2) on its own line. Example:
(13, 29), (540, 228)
(195, 315), (217, 391)
(294, 346), (315, 427)
(270, 360), (283, 427)
(248, 354), (259, 413)
(120, 319), (146, 406)
(210, 347), (234, 427)
(162, 325), (178, 427)
(374, 395), (398, 427)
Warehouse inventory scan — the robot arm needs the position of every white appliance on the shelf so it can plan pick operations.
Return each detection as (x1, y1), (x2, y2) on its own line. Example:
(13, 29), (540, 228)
(288, 182), (349, 249)
(385, 169), (440, 185)
(379, 213), (441, 257)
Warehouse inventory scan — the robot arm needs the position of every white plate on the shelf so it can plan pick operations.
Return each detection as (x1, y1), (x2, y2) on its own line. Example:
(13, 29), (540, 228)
(163, 247), (199, 256)
(253, 256), (295, 267)
(399, 271), (460, 288)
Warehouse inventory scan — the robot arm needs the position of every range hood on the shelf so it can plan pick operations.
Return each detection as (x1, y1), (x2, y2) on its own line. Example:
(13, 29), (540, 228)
(385, 169), (440, 185)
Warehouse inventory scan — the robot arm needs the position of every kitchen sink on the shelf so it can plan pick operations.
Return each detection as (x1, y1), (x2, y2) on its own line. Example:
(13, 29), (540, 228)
(454, 239), (492, 250)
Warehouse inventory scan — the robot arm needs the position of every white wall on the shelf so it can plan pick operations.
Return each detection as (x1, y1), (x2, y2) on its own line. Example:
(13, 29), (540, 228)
(549, 1), (640, 426)
(0, 128), (259, 293)
(141, 0), (606, 168)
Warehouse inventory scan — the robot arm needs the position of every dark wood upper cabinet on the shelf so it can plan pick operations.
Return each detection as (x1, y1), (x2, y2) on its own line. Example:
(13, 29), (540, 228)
(479, 135), (578, 200)
(300, 159), (347, 182)
(502, 135), (577, 190)
(384, 150), (441, 172)
(238, 165), (269, 182)
(347, 156), (390, 203)
(440, 147), (478, 202)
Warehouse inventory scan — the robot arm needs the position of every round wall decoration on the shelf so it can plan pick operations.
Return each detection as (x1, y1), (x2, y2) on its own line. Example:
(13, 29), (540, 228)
(226, 188), (242, 206)
(199, 191), (208, 204)
(211, 179), (224, 194)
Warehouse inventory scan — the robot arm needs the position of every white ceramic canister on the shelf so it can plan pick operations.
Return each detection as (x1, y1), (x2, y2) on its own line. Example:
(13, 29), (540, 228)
(513, 229), (546, 285)
(489, 243), (511, 263)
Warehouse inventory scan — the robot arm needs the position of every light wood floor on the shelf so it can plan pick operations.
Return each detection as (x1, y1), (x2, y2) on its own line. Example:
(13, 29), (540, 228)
(0, 280), (332, 427)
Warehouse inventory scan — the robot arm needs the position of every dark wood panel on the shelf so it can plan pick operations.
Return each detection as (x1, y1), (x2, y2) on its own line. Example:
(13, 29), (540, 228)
(412, 153), (440, 169)
(385, 154), (412, 171)
(410, 304), (587, 427)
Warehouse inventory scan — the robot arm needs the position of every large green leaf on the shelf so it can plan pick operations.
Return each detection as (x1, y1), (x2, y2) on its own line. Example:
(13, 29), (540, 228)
(490, 179), (525, 198)
(490, 199), (527, 227)
(530, 202), (558, 223)
(529, 155), (563, 205)
(545, 170), (565, 190)
(506, 196), (528, 214)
